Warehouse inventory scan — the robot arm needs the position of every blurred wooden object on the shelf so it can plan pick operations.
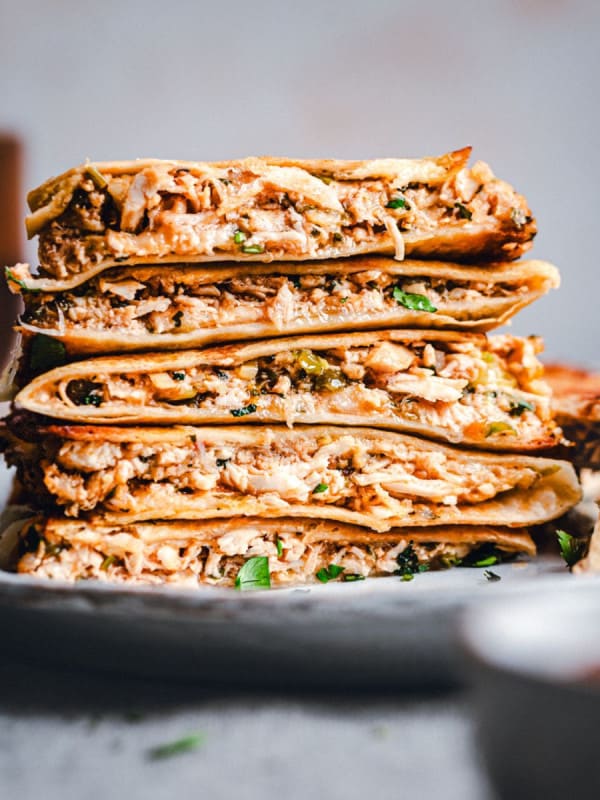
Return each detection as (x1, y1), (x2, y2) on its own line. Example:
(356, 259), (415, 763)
(0, 134), (23, 370)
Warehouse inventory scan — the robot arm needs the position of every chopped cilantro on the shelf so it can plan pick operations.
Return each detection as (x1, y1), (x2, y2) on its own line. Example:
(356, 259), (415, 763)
(230, 403), (257, 417)
(233, 229), (247, 244)
(216, 458), (231, 468)
(509, 397), (535, 416)
(172, 372), (186, 381)
(386, 196), (408, 210)
(483, 569), (501, 582)
(83, 392), (103, 407)
(454, 202), (472, 220)
(29, 335), (67, 373)
(392, 286), (437, 313)
(235, 556), (271, 590)
(333, 232), (343, 242)
(313, 483), (328, 494)
(473, 555), (498, 568)
(340, 297), (348, 304)
(556, 529), (586, 569)
(66, 379), (104, 407)
(440, 554), (462, 569)
(147, 733), (204, 760)
(276, 537), (284, 558)
(5, 267), (39, 293)
(289, 275), (301, 289)
(395, 542), (429, 579)
(316, 564), (345, 583)
(460, 544), (504, 569)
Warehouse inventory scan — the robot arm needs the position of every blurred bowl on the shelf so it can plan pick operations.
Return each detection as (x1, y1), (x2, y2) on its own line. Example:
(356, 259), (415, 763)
(460, 581), (600, 800)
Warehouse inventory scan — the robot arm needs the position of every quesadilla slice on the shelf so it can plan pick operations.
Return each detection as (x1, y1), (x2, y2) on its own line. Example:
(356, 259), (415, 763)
(545, 363), (600, 470)
(15, 330), (560, 451)
(24, 148), (535, 281)
(9, 258), (559, 358)
(13, 516), (535, 587)
(1, 423), (580, 529)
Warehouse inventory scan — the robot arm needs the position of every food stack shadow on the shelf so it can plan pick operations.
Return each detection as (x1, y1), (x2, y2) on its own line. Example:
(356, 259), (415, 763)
(0, 150), (581, 587)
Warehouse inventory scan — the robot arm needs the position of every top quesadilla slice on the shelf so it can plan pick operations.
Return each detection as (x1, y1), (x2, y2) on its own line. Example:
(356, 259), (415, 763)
(24, 148), (535, 280)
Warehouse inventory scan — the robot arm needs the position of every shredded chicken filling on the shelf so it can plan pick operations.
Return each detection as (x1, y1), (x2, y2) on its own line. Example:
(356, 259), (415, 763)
(39, 337), (555, 446)
(21, 269), (532, 336)
(6, 431), (544, 520)
(18, 522), (519, 586)
(33, 160), (532, 278)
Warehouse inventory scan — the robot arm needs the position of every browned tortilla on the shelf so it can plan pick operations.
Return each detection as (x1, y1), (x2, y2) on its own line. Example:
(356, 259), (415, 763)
(23, 148), (536, 280)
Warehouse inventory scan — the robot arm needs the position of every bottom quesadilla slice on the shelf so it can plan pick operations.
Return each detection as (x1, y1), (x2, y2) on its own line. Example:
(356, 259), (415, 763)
(14, 330), (560, 451)
(14, 516), (536, 587)
(1, 423), (580, 530)
(11, 258), (559, 363)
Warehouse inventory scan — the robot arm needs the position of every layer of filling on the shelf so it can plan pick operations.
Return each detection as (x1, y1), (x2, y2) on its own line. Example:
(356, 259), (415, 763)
(18, 266), (536, 338)
(32, 160), (533, 277)
(6, 429), (544, 521)
(34, 336), (556, 447)
(16, 520), (526, 586)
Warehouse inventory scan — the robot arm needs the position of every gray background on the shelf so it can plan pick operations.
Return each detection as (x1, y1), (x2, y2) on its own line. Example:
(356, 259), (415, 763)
(0, 0), (599, 363)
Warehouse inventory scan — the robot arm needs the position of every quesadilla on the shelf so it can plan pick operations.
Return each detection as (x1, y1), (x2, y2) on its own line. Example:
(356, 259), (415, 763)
(24, 148), (535, 281)
(1, 423), (580, 529)
(15, 330), (560, 451)
(8, 258), (560, 358)
(545, 363), (600, 470)
(13, 516), (535, 587)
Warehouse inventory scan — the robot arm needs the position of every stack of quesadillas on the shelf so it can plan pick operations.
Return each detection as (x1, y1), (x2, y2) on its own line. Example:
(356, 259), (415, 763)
(0, 148), (581, 588)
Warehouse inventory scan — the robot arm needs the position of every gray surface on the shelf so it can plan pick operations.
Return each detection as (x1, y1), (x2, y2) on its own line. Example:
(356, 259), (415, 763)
(0, 655), (493, 800)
